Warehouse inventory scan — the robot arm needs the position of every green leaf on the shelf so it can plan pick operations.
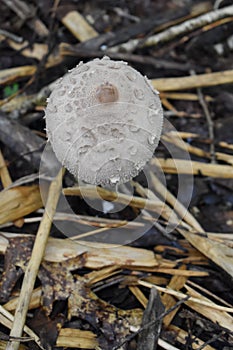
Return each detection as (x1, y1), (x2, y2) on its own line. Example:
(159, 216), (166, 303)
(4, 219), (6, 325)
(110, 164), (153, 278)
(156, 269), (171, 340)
(3, 83), (19, 98)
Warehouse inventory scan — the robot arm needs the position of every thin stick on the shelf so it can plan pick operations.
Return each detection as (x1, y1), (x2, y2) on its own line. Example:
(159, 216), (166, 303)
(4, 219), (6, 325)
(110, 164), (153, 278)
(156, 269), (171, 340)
(6, 168), (63, 350)
(70, 227), (109, 240)
(138, 280), (233, 312)
(186, 280), (233, 308)
(110, 5), (233, 51)
(197, 331), (225, 350)
(190, 70), (216, 163)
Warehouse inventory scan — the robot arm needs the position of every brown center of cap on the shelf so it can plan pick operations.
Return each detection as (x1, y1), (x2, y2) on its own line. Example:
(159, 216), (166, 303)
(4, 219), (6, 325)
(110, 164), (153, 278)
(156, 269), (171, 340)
(96, 83), (119, 103)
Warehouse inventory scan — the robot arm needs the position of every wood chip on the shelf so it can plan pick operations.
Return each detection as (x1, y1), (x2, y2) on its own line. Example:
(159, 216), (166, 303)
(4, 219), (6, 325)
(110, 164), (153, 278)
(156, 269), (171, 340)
(162, 265), (188, 328)
(0, 186), (42, 225)
(61, 11), (98, 41)
(56, 328), (98, 349)
(0, 233), (158, 268)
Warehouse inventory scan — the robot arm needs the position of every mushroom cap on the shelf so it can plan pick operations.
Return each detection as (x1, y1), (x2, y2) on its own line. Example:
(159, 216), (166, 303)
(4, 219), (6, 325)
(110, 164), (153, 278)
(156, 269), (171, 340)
(45, 56), (163, 186)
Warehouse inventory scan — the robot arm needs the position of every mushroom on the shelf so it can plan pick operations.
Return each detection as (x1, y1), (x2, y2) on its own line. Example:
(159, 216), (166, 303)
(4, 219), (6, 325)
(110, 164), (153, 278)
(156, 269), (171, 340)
(45, 56), (163, 186)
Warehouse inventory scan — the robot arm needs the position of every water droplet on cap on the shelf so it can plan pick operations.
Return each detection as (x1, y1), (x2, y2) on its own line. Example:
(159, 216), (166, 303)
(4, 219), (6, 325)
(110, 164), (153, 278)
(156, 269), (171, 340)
(68, 90), (76, 98)
(148, 134), (157, 145)
(148, 113), (157, 125)
(108, 62), (121, 69)
(79, 99), (87, 109)
(129, 125), (140, 133)
(58, 89), (66, 97)
(77, 65), (90, 74)
(129, 145), (137, 155)
(97, 143), (108, 153)
(47, 105), (57, 113)
(110, 175), (120, 184)
(116, 137), (125, 144)
(134, 89), (144, 100)
(70, 77), (77, 84)
(126, 71), (137, 81)
(65, 103), (73, 112)
(78, 145), (90, 155)
(134, 163), (142, 171)
(63, 130), (72, 141)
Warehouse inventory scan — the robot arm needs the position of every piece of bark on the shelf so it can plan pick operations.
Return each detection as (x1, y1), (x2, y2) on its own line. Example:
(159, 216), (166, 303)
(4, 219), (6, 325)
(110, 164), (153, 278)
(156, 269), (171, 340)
(137, 287), (165, 350)
(0, 236), (34, 303)
(0, 233), (158, 269)
(69, 276), (142, 350)
(0, 150), (24, 227)
(0, 185), (42, 225)
(0, 111), (58, 175)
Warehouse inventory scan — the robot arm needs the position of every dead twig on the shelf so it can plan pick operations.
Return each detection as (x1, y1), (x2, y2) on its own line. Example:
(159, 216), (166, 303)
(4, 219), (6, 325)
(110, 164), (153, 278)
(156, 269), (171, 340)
(196, 331), (225, 350)
(137, 287), (165, 350)
(2, 0), (48, 37)
(0, 29), (23, 43)
(113, 296), (189, 350)
(197, 88), (216, 163)
(190, 70), (216, 163)
(110, 4), (233, 52)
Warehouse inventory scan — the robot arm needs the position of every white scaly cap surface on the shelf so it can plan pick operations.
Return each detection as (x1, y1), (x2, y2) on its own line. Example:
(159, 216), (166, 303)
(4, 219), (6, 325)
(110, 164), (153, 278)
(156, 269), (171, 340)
(45, 56), (163, 186)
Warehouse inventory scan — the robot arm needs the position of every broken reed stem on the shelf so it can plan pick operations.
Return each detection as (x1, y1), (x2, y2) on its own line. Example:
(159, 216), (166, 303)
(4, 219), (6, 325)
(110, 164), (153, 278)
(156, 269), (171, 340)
(6, 168), (63, 350)
(139, 280), (233, 312)
(63, 185), (167, 213)
(152, 158), (233, 178)
(151, 69), (233, 91)
(149, 171), (204, 233)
